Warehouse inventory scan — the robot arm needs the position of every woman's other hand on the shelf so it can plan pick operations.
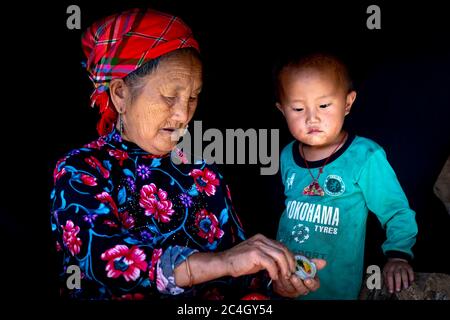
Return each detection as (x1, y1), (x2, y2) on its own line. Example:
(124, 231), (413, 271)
(273, 259), (326, 298)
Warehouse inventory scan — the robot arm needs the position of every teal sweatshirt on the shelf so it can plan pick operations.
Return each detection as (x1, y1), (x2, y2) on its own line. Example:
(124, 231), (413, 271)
(276, 135), (418, 300)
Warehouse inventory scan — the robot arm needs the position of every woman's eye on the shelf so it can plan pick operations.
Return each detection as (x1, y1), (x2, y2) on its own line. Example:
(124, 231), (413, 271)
(189, 96), (198, 102)
(320, 103), (332, 108)
(164, 96), (176, 103)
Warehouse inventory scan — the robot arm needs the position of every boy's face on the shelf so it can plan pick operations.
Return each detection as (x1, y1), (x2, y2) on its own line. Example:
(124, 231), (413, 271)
(276, 68), (356, 148)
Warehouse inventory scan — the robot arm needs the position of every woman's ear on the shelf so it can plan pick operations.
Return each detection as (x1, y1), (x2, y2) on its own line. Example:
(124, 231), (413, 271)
(276, 102), (285, 116)
(109, 78), (130, 113)
(345, 91), (357, 115)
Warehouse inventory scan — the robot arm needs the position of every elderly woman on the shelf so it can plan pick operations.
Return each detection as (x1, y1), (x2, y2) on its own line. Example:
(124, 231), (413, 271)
(50, 8), (324, 300)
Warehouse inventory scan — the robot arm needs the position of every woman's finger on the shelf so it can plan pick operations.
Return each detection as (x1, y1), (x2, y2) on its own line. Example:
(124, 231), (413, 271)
(251, 234), (296, 274)
(255, 250), (281, 281)
(304, 276), (321, 292)
(268, 241), (296, 274)
(289, 274), (309, 295)
(311, 258), (327, 271)
(256, 241), (293, 279)
(276, 275), (297, 294)
(273, 278), (298, 298)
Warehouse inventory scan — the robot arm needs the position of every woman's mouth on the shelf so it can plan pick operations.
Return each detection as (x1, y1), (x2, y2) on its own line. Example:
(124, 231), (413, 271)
(161, 127), (186, 141)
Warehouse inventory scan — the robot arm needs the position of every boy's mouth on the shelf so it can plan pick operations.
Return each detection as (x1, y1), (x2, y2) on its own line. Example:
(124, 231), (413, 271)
(307, 128), (322, 134)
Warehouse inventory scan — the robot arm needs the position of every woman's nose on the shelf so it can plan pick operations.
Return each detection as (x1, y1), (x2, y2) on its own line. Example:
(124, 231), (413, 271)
(171, 101), (190, 123)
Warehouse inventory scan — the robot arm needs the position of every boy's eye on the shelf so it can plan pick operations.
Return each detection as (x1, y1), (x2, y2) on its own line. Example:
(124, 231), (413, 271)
(292, 107), (304, 112)
(319, 103), (332, 109)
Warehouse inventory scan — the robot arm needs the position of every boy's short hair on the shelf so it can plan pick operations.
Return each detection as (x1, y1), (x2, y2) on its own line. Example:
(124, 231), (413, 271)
(273, 51), (354, 101)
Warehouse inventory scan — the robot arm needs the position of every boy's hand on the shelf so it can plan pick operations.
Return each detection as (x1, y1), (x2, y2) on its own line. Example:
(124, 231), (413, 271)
(383, 258), (414, 294)
(273, 259), (326, 298)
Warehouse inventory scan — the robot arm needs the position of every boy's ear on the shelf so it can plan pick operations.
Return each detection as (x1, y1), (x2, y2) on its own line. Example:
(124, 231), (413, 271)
(345, 91), (357, 115)
(275, 102), (285, 116)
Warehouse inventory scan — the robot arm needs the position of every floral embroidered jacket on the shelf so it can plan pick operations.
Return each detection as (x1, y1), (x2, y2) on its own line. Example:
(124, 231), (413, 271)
(50, 128), (263, 300)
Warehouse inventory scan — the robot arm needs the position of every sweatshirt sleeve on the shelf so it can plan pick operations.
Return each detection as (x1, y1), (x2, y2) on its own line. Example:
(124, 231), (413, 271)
(357, 148), (418, 259)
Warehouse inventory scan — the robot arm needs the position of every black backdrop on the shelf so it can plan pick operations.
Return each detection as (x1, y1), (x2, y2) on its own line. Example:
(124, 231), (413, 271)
(3, 0), (449, 305)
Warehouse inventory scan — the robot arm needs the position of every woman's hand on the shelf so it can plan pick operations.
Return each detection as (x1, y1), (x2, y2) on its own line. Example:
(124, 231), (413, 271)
(273, 259), (326, 298)
(220, 234), (297, 280)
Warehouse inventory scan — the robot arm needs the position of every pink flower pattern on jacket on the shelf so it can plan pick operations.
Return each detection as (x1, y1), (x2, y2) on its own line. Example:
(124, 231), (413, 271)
(195, 209), (225, 243)
(190, 168), (220, 196)
(139, 183), (174, 223)
(95, 191), (119, 218)
(61, 220), (82, 256)
(101, 245), (148, 282)
(108, 149), (129, 166)
(80, 174), (97, 186)
(85, 156), (110, 178)
(149, 248), (163, 281)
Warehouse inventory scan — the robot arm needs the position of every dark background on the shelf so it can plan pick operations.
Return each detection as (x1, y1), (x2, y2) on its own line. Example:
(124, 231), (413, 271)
(3, 0), (449, 304)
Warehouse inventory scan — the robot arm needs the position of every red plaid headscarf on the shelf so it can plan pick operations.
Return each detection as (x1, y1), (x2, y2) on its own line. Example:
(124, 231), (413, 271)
(82, 8), (200, 135)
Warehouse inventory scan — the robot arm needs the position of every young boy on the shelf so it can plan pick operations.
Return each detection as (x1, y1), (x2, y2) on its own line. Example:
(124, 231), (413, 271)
(274, 53), (418, 299)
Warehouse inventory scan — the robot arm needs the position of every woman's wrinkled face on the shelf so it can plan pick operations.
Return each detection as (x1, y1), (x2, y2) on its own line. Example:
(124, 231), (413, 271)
(122, 53), (202, 155)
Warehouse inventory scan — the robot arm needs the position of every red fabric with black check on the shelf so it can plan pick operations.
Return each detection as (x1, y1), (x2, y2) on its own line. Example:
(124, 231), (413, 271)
(82, 8), (199, 135)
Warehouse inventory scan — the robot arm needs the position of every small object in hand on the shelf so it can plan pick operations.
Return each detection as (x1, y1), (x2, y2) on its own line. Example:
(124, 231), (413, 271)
(294, 255), (317, 280)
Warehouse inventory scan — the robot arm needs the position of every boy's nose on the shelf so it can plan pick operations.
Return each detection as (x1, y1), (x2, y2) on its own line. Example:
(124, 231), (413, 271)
(305, 109), (320, 124)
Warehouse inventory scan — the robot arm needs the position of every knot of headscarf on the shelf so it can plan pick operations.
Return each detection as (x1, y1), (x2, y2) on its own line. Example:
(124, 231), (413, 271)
(81, 8), (199, 135)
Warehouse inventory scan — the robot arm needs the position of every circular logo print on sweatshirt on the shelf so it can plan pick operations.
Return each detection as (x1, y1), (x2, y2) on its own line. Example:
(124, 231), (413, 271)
(324, 175), (345, 196)
(291, 224), (310, 244)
